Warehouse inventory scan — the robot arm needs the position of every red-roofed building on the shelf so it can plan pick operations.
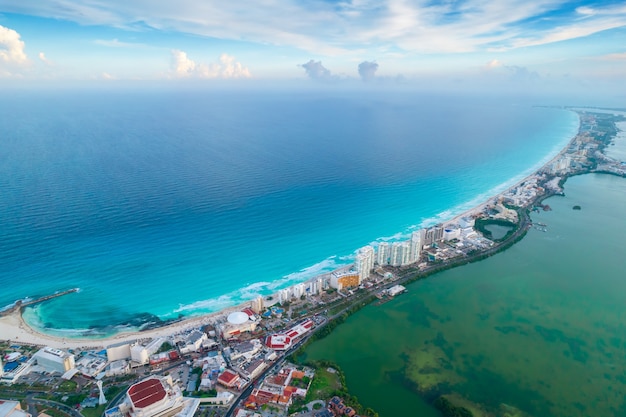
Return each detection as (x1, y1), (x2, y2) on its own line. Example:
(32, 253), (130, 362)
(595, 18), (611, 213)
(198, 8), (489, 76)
(217, 370), (241, 389)
(128, 378), (166, 409)
(119, 376), (184, 417)
(265, 319), (315, 350)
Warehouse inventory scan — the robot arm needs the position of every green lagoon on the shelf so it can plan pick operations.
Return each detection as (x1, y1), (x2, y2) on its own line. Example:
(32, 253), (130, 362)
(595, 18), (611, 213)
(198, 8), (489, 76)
(305, 173), (626, 416)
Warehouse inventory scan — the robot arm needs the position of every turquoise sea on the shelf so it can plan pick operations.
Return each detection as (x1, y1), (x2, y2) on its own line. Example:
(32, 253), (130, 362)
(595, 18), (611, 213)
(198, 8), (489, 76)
(0, 88), (579, 337)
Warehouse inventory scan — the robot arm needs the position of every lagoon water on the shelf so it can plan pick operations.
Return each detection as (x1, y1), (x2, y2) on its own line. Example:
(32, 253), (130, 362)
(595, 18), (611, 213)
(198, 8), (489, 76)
(305, 173), (626, 416)
(0, 89), (579, 336)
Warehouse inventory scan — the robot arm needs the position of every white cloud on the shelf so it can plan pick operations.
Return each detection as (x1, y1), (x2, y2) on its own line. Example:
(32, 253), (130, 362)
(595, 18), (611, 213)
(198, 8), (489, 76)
(218, 54), (251, 79)
(0, 25), (28, 66)
(94, 38), (147, 48)
(171, 49), (196, 77)
(170, 50), (251, 79)
(598, 52), (626, 61)
(38, 51), (52, 65)
(1, 0), (626, 57)
(300, 60), (332, 80)
(358, 60), (378, 81)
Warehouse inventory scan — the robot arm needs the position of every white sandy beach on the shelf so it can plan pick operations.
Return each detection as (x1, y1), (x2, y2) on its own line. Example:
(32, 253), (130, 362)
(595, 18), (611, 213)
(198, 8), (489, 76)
(0, 302), (249, 350)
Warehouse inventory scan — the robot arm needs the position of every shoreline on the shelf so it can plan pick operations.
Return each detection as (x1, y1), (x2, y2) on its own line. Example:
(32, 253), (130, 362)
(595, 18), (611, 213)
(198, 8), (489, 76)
(1, 108), (616, 350)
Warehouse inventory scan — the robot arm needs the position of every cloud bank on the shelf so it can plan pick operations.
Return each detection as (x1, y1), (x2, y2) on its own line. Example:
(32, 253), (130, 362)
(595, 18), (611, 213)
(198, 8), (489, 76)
(3, 0), (626, 55)
(171, 50), (251, 79)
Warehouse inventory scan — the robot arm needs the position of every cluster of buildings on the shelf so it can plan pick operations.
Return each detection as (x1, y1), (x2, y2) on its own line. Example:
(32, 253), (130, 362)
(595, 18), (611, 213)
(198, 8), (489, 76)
(1, 346), (77, 384)
(314, 396), (361, 417)
(243, 363), (315, 411)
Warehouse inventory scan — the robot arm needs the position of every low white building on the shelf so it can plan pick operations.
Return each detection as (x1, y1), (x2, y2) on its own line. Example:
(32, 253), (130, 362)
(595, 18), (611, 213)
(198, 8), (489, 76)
(0, 361), (31, 384)
(32, 347), (75, 374)
(179, 331), (207, 355)
(75, 353), (107, 378)
(200, 391), (234, 405)
(387, 285), (406, 297)
(106, 360), (131, 377)
(229, 339), (262, 361)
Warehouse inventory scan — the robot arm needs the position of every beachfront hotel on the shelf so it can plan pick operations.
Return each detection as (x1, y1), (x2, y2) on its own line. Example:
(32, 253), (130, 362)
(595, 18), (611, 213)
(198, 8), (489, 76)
(354, 246), (375, 281)
(32, 347), (75, 374)
(329, 271), (360, 291)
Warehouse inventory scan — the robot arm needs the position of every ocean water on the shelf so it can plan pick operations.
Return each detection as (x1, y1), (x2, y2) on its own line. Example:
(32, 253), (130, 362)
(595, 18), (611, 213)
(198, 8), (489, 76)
(304, 173), (626, 417)
(0, 88), (579, 336)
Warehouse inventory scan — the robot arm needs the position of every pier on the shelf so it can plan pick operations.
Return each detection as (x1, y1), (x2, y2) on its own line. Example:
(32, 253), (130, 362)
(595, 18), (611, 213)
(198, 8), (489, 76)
(0, 288), (79, 317)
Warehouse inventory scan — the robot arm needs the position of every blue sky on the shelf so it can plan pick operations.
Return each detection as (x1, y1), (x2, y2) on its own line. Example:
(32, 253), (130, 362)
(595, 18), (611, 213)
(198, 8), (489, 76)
(0, 0), (625, 94)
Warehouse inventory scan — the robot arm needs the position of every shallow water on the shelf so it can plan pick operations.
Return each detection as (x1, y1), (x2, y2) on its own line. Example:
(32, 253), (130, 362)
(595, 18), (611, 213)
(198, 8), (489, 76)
(305, 173), (626, 416)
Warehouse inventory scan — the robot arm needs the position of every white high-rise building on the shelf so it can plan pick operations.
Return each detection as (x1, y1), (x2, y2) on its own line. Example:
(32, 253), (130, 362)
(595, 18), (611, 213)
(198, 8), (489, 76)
(424, 229), (434, 245)
(376, 242), (390, 265)
(278, 288), (292, 304)
(317, 277), (325, 294)
(409, 230), (424, 263)
(355, 245), (375, 281)
(292, 283), (306, 299)
(390, 242), (410, 266)
(251, 296), (264, 314)
(433, 226), (444, 242)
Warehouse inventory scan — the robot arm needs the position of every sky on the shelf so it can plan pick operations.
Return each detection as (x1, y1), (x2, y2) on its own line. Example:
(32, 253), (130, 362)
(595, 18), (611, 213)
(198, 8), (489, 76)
(0, 0), (625, 96)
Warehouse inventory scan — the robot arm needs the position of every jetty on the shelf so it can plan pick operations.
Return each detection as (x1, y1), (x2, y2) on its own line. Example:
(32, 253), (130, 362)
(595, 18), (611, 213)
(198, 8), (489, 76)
(0, 288), (79, 317)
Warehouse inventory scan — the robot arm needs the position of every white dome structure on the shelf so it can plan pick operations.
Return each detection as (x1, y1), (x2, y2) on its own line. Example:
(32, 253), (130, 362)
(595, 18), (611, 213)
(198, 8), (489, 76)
(222, 310), (259, 339)
(227, 311), (248, 325)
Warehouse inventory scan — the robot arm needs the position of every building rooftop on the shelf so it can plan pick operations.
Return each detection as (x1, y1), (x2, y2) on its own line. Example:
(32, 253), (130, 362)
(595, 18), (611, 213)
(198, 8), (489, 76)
(0, 401), (31, 417)
(128, 378), (167, 409)
(218, 370), (239, 384)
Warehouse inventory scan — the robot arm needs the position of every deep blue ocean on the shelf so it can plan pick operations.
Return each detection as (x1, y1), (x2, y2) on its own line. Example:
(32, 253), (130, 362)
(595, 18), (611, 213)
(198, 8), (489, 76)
(0, 88), (578, 337)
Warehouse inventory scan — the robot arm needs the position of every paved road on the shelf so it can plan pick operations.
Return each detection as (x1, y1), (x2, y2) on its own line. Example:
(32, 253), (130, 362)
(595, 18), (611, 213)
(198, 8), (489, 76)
(27, 395), (84, 417)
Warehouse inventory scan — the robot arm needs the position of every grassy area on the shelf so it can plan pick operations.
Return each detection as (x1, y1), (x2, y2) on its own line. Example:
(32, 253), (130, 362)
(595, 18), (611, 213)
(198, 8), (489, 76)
(36, 406), (72, 417)
(0, 388), (27, 400)
(57, 393), (87, 407)
(81, 405), (107, 417)
(304, 366), (342, 402)
(57, 380), (78, 393)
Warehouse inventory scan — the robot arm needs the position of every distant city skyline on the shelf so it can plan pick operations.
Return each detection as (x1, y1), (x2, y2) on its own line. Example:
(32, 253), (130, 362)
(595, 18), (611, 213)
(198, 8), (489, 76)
(0, 1), (625, 94)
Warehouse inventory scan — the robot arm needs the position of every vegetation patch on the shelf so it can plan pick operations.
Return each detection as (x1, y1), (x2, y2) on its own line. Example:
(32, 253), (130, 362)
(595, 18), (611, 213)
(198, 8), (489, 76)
(474, 218), (518, 241)
(304, 362), (343, 402)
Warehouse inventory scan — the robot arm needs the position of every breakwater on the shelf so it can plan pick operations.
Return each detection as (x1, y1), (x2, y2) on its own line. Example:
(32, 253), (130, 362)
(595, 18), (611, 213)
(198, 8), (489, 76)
(0, 288), (79, 317)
